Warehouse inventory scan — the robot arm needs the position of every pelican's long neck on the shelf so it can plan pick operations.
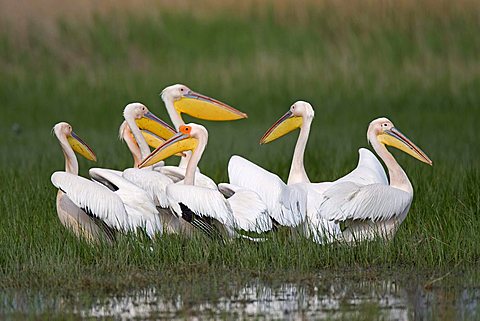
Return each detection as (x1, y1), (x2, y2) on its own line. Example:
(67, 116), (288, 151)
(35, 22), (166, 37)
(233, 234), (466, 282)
(124, 115), (151, 161)
(287, 116), (312, 185)
(369, 134), (413, 194)
(121, 122), (142, 168)
(59, 135), (78, 175)
(163, 97), (185, 130)
(184, 136), (207, 186)
(163, 96), (191, 168)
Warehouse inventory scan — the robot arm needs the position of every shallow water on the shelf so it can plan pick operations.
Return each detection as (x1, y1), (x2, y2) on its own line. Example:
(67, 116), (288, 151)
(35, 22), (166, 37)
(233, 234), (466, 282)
(2, 270), (479, 320)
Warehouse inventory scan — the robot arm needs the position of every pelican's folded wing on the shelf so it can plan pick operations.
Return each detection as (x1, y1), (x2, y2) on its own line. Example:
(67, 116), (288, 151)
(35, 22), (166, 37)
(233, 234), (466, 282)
(166, 184), (234, 227)
(317, 182), (412, 222)
(218, 183), (272, 233)
(89, 168), (161, 236)
(51, 172), (128, 230)
(335, 148), (388, 186)
(122, 168), (173, 208)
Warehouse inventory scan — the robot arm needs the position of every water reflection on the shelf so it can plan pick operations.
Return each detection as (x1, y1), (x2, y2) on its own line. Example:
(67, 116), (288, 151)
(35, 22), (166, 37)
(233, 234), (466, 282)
(77, 274), (480, 320)
(2, 272), (479, 320)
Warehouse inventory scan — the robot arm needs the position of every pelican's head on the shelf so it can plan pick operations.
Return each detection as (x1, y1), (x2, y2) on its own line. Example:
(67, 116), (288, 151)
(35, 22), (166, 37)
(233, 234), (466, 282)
(53, 122), (96, 161)
(368, 117), (432, 165)
(160, 83), (247, 121)
(260, 101), (314, 144)
(119, 120), (172, 150)
(123, 102), (177, 140)
(139, 123), (207, 168)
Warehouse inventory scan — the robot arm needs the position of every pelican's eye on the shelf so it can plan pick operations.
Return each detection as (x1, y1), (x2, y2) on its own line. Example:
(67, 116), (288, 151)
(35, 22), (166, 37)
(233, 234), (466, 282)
(180, 125), (191, 134)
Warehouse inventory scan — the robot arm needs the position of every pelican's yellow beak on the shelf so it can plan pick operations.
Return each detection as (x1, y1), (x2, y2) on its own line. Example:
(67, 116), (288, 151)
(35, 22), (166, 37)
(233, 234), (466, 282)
(260, 110), (303, 144)
(135, 111), (176, 140)
(67, 131), (97, 162)
(174, 91), (247, 121)
(141, 129), (185, 157)
(141, 129), (165, 149)
(139, 126), (198, 168)
(377, 127), (432, 165)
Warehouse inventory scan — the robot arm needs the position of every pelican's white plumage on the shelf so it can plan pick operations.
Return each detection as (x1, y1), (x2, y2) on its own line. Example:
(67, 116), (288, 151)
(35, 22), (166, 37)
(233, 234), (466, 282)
(227, 155), (306, 227)
(313, 117), (432, 242)
(167, 184), (234, 227)
(122, 167), (173, 208)
(140, 123), (273, 235)
(334, 148), (388, 186)
(228, 101), (394, 243)
(217, 183), (272, 232)
(51, 119), (164, 239)
(88, 168), (162, 237)
(114, 103), (201, 235)
(155, 166), (218, 190)
(52, 172), (129, 230)
(316, 182), (412, 222)
(51, 122), (114, 242)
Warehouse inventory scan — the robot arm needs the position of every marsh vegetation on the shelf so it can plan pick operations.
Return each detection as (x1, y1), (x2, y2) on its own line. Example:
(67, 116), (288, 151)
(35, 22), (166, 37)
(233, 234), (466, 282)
(0, 0), (479, 319)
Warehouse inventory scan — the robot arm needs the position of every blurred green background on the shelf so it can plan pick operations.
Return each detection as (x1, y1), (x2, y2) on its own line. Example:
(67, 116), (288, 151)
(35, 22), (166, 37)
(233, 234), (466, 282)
(1, 0), (478, 177)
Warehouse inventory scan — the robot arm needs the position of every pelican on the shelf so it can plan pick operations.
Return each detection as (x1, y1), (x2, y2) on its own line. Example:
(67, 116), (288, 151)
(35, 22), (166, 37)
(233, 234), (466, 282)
(51, 121), (163, 239)
(255, 101), (390, 241)
(123, 102), (177, 162)
(245, 109), (432, 242)
(226, 102), (341, 235)
(259, 101), (387, 187)
(51, 122), (113, 242)
(140, 124), (272, 238)
(92, 103), (194, 235)
(137, 84), (248, 187)
(314, 117), (432, 242)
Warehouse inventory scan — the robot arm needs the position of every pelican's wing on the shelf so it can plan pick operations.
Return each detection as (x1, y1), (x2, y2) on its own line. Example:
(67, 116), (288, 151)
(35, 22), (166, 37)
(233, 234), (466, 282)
(167, 184), (234, 227)
(89, 168), (161, 236)
(317, 182), (412, 222)
(156, 166), (217, 189)
(335, 148), (388, 186)
(304, 188), (341, 244)
(227, 155), (303, 227)
(51, 172), (128, 230)
(122, 168), (173, 208)
(218, 183), (272, 232)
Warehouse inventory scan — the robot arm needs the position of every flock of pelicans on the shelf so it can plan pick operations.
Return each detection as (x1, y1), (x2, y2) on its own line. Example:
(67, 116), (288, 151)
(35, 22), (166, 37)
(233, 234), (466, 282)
(51, 84), (432, 245)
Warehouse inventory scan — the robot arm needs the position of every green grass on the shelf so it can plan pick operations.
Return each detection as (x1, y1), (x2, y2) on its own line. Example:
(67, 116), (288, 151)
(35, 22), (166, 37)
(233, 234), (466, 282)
(0, 3), (479, 295)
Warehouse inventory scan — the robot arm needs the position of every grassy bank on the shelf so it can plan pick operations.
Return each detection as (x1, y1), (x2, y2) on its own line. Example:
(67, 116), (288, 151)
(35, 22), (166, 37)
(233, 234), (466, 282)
(0, 1), (479, 292)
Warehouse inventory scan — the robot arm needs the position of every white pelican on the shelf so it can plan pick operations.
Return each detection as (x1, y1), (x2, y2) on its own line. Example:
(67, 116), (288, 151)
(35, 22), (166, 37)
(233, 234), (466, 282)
(314, 117), (432, 242)
(50, 122), (112, 242)
(259, 101), (388, 188)
(225, 102), (338, 235)
(255, 101), (390, 242)
(51, 121), (162, 238)
(140, 124), (273, 238)
(96, 103), (194, 235)
(92, 103), (176, 209)
(138, 84), (248, 188)
(123, 102), (177, 162)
